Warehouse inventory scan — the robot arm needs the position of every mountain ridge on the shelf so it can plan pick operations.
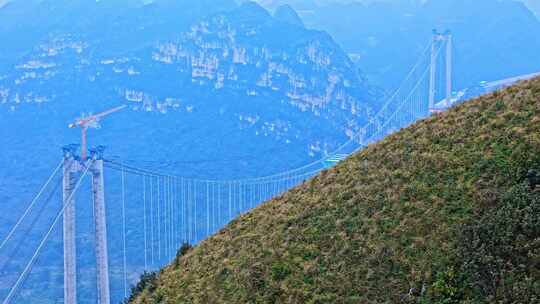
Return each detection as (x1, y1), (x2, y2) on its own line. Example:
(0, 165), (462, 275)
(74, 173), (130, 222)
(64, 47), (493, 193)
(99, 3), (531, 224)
(130, 77), (540, 303)
(274, 4), (305, 27)
(0, 2), (380, 301)
(0, 0), (377, 178)
(255, 0), (540, 91)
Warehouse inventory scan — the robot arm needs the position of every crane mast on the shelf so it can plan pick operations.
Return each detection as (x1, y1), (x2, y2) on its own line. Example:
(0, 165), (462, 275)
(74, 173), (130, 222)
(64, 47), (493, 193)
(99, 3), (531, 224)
(69, 105), (126, 160)
(64, 104), (125, 304)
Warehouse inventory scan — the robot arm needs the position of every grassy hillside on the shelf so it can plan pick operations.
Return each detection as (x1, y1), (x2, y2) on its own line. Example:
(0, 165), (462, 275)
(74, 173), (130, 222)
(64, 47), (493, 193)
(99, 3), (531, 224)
(130, 78), (540, 303)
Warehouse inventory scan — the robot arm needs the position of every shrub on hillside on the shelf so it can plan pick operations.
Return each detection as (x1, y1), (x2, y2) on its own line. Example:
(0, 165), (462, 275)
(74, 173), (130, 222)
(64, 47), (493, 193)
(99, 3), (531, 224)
(458, 183), (540, 302)
(426, 182), (540, 303)
(123, 271), (158, 304)
(174, 243), (193, 267)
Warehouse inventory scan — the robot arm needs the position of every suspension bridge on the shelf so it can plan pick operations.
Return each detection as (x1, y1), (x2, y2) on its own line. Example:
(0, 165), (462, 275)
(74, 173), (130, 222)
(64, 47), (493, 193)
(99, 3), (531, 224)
(0, 31), (536, 303)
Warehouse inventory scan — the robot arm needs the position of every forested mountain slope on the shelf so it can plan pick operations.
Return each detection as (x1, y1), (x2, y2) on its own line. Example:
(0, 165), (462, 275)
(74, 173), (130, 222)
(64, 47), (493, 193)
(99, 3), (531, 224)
(129, 78), (540, 303)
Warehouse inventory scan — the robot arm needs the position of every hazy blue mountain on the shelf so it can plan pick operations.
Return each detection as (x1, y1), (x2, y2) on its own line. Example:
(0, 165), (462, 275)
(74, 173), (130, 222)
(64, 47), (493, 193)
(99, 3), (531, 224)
(257, 0), (539, 16)
(255, 0), (317, 10)
(255, 0), (424, 11)
(257, 0), (540, 90)
(0, 0), (238, 68)
(0, 0), (377, 177)
(274, 4), (305, 27)
(0, 0), (379, 209)
(523, 0), (540, 17)
(0, 0), (382, 301)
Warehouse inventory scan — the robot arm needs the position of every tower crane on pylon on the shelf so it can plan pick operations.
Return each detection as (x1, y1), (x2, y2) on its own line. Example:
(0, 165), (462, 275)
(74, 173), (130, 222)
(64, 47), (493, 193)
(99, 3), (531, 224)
(69, 105), (126, 161)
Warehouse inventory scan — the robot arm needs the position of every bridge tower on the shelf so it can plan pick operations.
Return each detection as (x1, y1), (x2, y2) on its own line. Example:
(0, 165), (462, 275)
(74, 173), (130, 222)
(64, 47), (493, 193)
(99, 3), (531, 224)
(61, 145), (111, 304)
(429, 30), (453, 113)
(90, 146), (111, 304)
(62, 145), (79, 304)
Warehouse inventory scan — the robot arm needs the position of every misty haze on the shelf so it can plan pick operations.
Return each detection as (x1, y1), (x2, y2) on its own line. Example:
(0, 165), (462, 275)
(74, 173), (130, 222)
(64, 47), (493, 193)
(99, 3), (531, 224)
(0, 0), (539, 303)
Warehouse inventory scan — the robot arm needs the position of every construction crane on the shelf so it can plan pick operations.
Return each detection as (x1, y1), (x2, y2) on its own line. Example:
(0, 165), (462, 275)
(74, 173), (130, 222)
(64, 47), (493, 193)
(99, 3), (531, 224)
(69, 105), (126, 161)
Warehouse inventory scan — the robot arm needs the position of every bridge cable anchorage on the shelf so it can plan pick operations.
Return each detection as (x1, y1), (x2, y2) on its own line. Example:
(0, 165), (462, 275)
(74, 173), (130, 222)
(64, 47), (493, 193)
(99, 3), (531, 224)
(0, 160), (64, 252)
(121, 163), (128, 299)
(2, 160), (93, 304)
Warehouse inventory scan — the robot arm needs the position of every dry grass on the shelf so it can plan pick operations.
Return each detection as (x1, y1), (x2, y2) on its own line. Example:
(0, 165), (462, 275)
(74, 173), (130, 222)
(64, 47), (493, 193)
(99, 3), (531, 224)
(131, 77), (540, 303)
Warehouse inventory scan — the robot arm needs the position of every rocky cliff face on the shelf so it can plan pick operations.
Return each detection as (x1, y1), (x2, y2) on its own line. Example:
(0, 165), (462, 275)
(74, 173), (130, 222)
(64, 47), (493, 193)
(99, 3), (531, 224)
(146, 3), (371, 125)
(264, 0), (540, 90)
(0, 1), (378, 165)
(0, 5), (381, 301)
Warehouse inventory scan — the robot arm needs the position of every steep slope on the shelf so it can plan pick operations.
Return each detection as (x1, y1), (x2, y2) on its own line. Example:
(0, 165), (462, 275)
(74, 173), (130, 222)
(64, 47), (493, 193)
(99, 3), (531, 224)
(0, 1), (379, 302)
(130, 78), (540, 303)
